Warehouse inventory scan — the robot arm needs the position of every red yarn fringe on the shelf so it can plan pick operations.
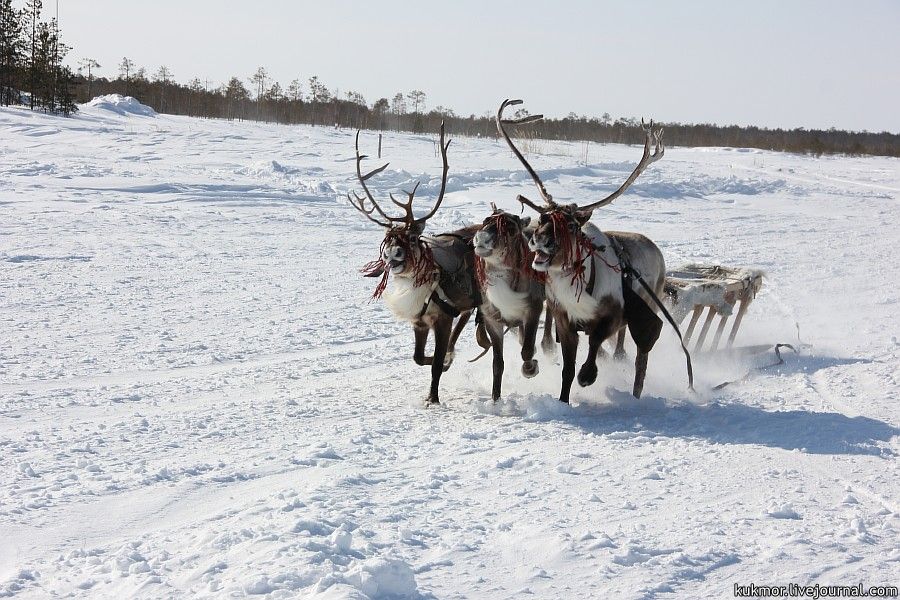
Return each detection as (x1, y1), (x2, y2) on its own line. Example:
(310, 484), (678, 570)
(360, 234), (436, 300)
(475, 213), (546, 290)
(549, 211), (594, 300)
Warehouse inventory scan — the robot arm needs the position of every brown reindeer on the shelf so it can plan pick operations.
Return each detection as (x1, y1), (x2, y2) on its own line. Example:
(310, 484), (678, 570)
(471, 204), (555, 400)
(497, 99), (668, 401)
(348, 123), (482, 405)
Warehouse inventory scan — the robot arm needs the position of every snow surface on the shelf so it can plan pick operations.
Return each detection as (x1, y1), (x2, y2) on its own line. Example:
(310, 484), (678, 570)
(0, 100), (898, 598)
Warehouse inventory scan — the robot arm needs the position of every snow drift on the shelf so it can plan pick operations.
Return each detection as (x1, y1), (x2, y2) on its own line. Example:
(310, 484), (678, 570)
(84, 94), (157, 117)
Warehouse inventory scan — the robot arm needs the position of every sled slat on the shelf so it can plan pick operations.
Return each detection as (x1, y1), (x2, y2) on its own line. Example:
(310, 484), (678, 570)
(694, 306), (717, 352)
(710, 313), (730, 351)
(683, 305), (704, 344)
(727, 293), (753, 347)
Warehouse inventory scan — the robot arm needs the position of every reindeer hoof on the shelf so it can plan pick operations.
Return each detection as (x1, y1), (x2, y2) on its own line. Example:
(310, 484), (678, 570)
(521, 360), (539, 378)
(541, 338), (557, 357)
(424, 395), (440, 406)
(577, 363), (598, 387)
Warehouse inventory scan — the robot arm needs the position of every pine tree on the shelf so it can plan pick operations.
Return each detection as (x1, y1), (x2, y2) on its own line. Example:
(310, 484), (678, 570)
(287, 78), (302, 102)
(372, 98), (389, 130)
(0, 0), (22, 105)
(22, 0), (41, 110)
(154, 65), (172, 111)
(224, 76), (249, 120)
(118, 56), (134, 94)
(391, 92), (406, 131)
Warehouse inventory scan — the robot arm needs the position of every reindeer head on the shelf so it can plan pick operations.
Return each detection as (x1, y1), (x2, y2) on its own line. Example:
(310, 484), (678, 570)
(473, 203), (532, 263)
(495, 99), (664, 275)
(379, 223), (425, 277)
(349, 124), (451, 296)
(528, 205), (593, 272)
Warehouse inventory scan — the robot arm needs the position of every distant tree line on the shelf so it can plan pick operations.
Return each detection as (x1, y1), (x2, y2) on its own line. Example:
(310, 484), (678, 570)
(1, 3), (897, 157)
(62, 65), (900, 157)
(0, 0), (77, 114)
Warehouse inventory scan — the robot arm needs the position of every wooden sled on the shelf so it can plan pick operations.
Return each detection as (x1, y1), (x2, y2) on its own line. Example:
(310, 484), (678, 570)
(664, 264), (765, 355)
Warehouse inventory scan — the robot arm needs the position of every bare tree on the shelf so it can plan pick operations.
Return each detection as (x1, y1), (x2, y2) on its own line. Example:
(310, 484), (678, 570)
(78, 57), (99, 98)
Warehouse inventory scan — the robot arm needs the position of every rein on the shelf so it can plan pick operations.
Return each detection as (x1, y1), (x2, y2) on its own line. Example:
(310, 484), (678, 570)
(602, 236), (694, 391)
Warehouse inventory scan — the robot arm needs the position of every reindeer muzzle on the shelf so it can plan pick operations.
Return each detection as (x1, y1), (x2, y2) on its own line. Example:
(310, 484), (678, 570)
(472, 231), (496, 258)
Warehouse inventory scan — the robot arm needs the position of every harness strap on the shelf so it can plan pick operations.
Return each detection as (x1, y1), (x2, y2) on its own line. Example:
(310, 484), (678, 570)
(416, 280), (440, 319)
(586, 255), (597, 297)
(429, 291), (461, 318)
(416, 281), (462, 319)
(623, 264), (694, 391)
(413, 233), (482, 318)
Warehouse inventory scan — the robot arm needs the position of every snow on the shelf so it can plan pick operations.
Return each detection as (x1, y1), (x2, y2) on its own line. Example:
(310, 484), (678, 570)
(0, 100), (898, 598)
(83, 94), (158, 117)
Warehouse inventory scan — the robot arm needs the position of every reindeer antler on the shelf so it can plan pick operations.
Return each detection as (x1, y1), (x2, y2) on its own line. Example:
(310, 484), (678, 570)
(348, 123), (451, 229)
(497, 99), (665, 215)
(348, 130), (394, 228)
(497, 99), (555, 213)
(577, 119), (664, 212)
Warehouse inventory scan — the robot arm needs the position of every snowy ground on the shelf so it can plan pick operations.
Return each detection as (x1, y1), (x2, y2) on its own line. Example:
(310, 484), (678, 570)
(1, 96), (898, 598)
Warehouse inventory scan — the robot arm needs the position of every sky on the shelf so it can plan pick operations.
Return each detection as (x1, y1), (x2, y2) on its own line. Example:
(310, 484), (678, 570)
(34, 0), (900, 132)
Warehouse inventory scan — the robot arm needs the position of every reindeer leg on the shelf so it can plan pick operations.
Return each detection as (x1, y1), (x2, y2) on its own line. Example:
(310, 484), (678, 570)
(520, 306), (541, 378)
(426, 318), (452, 405)
(444, 309), (472, 371)
(484, 319), (505, 401)
(579, 317), (616, 387)
(633, 350), (649, 398)
(613, 327), (627, 361)
(626, 308), (662, 399)
(413, 325), (433, 366)
(557, 314), (579, 404)
(578, 335), (601, 388)
(541, 304), (557, 357)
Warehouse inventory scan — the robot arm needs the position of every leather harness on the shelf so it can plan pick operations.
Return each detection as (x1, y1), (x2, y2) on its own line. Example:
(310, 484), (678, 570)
(416, 233), (482, 320)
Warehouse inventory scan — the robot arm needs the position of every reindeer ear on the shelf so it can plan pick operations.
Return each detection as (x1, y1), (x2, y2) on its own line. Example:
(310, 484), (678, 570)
(408, 222), (426, 237)
(519, 216), (531, 228)
(574, 210), (593, 226)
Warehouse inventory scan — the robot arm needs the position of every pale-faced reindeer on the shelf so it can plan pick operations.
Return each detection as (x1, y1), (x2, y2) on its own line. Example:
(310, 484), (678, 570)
(470, 204), (555, 399)
(497, 99), (688, 401)
(349, 123), (482, 405)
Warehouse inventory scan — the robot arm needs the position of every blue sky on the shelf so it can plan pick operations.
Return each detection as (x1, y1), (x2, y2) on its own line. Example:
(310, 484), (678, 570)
(42, 0), (900, 132)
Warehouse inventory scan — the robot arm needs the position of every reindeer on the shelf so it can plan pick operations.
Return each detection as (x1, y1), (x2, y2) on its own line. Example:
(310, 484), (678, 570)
(497, 99), (669, 401)
(470, 204), (555, 399)
(348, 123), (482, 405)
